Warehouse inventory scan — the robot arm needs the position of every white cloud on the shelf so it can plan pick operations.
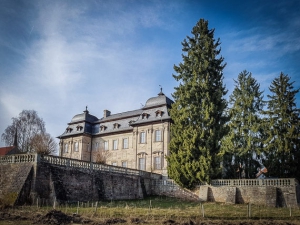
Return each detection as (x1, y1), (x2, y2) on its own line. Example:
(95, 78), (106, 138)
(0, 0), (177, 147)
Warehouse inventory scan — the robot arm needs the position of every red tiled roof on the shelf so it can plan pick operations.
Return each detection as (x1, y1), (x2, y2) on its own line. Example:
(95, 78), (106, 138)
(0, 146), (15, 156)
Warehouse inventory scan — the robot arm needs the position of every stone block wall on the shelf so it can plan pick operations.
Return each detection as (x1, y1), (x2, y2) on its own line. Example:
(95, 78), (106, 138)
(200, 184), (298, 207)
(207, 186), (236, 204)
(34, 162), (149, 203)
(236, 186), (277, 206)
(0, 155), (299, 208)
(0, 163), (33, 206)
(277, 186), (298, 207)
(151, 180), (200, 201)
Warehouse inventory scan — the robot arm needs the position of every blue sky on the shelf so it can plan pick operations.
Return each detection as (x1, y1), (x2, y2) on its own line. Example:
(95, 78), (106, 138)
(1, 0), (300, 147)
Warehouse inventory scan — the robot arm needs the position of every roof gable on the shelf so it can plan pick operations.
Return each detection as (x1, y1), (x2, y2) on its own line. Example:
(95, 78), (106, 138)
(0, 146), (20, 156)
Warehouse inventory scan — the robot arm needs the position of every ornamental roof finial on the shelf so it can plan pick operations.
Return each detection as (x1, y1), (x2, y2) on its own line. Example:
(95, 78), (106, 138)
(158, 85), (164, 96)
(84, 106), (89, 114)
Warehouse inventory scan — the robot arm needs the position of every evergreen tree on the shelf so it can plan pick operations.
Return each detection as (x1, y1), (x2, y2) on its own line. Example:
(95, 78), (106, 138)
(263, 73), (300, 179)
(221, 71), (264, 179)
(167, 19), (228, 188)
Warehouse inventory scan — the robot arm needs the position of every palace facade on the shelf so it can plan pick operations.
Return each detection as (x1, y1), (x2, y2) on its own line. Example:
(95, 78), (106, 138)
(57, 90), (173, 176)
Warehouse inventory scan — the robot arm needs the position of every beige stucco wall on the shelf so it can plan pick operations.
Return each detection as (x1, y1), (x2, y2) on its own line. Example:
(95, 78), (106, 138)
(59, 121), (170, 175)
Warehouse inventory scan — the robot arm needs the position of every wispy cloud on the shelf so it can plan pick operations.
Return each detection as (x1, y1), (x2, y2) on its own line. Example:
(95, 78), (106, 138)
(0, 0), (179, 146)
(1, 0), (299, 147)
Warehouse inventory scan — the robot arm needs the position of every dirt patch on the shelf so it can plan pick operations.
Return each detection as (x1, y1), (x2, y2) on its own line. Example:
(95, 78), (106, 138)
(0, 211), (28, 221)
(33, 210), (73, 224)
(130, 217), (146, 224)
(0, 209), (300, 225)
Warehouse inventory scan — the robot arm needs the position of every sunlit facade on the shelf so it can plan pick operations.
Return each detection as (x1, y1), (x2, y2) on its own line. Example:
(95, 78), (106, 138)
(57, 90), (173, 175)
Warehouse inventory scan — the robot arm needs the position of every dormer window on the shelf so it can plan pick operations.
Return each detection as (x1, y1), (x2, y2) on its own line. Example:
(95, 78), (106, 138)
(113, 123), (120, 129)
(76, 125), (83, 131)
(155, 110), (164, 117)
(66, 128), (73, 133)
(100, 125), (107, 131)
(142, 113), (149, 119)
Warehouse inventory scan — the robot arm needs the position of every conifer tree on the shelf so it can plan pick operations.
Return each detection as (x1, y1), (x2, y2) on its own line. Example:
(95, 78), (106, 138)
(167, 19), (227, 188)
(221, 71), (264, 178)
(263, 73), (300, 179)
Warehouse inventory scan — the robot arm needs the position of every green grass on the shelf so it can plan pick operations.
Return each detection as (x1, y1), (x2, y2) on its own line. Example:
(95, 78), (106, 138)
(1, 196), (300, 224)
(38, 196), (300, 220)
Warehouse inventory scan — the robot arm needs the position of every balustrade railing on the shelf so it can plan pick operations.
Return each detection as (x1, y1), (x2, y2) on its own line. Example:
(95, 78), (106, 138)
(40, 155), (161, 178)
(0, 153), (161, 178)
(0, 154), (37, 163)
(211, 178), (298, 187)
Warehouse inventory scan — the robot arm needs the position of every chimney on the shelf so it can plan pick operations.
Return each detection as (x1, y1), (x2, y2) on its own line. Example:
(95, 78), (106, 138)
(103, 109), (111, 118)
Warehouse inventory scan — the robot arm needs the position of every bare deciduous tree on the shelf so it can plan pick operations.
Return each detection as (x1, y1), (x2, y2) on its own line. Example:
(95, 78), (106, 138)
(29, 133), (57, 155)
(96, 149), (112, 164)
(1, 110), (46, 152)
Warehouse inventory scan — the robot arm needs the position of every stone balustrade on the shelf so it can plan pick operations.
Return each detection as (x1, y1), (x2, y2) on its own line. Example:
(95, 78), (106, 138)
(0, 154), (161, 179)
(211, 178), (298, 187)
(0, 154), (37, 163)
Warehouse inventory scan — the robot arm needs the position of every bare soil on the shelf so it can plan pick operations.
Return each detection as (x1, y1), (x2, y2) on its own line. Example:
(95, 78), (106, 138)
(0, 209), (300, 225)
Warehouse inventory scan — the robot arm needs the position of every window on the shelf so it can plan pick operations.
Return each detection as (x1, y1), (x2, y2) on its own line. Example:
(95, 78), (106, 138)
(113, 140), (118, 150)
(141, 113), (149, 119)
(112, 162), (117, 166)
(74, 142), (78, 152)
(123, 138), (128, 149)
(94, 142), (99, 151)
(87, 143), (90, 151)
(64, 143), (68, 153)
(104, 141), (109, 150)
(100, 125), (107, 131)
(155, 130), (161, 142)
(140, 132), (146, 143)
(113, 123), (120, 129)
(154, 156), (162, 170)
(66, 128), (73, 133)
(139, 158), (145, 170)
(122, 161), (127, 168)
(155, 110), (164, 117)
(76, 125), (83, 131)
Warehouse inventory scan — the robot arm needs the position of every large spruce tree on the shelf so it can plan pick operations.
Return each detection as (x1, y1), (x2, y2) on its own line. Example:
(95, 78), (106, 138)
(221, 71), (264, 179)
(167, 19), (228, 188)
(263, 73), (300, 179)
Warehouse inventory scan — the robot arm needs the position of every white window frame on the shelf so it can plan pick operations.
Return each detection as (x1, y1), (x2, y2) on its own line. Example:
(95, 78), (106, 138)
(140, 132), (146, 143)
(64, 143), (68, 153)
(155, 130), (161, 142)
(122, 161), (127, 168)
(74, 142), (78, 152)
(94, 142), (99, 151)
(139, 158), (146, 171)
(123, 138), (128, 149)
(104, 141), (109, 150)
(112, 162), (117, 166)
(113, 140), (118, 150)
(154, 156), (162, 170)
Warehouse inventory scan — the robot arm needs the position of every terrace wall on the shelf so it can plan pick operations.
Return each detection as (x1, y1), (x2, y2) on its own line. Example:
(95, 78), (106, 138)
(0, 154), (298, 207)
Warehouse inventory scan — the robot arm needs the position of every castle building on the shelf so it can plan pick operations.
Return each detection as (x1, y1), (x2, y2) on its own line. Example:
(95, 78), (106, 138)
(57, 90), (173, 176)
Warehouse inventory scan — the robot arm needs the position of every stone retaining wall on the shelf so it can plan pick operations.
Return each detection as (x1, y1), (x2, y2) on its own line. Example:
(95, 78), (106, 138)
(200, 184), (298, 207)
(33, 161), (154, 204)
(0, 154), (299, 207)
(0, 163), (33, 206)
